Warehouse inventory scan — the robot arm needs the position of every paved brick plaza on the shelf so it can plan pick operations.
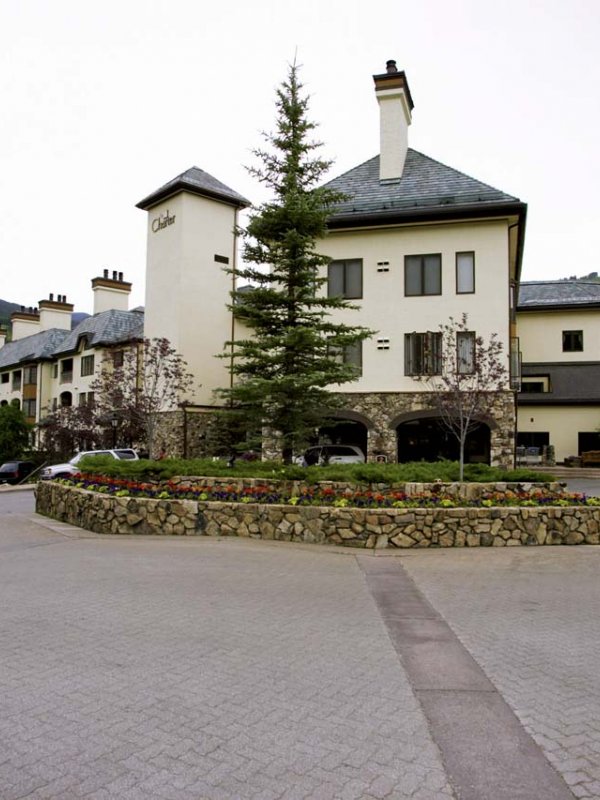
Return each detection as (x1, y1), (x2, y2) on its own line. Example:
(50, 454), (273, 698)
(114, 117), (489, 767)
(2, 490), (599, 798)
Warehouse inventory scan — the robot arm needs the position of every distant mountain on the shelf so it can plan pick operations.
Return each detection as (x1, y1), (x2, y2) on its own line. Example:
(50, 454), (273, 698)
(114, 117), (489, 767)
(0, 299), (21, 328)
(561, 272), (600, 282)
(72, 312), (90, 328)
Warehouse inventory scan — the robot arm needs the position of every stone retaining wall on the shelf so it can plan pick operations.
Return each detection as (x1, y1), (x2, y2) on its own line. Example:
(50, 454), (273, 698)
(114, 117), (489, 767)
(36, 482), (600, 548)
(168, 476), (563, 500)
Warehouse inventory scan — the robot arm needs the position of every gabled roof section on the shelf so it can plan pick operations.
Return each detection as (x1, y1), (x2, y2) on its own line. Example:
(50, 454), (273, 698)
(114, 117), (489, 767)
(324, 149), (525, 226)
(53, 309), (144, 355)
(136, 167), (250, 211)
(518, 281), (600, 310)
(0, 329), (70, 370)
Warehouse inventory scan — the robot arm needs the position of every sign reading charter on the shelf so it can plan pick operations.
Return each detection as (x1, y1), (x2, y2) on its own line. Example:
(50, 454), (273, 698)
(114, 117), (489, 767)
(151, 210), (176, 233)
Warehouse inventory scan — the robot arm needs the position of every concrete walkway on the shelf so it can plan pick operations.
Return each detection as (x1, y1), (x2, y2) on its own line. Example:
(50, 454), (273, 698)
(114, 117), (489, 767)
(3, 492), (599, 798)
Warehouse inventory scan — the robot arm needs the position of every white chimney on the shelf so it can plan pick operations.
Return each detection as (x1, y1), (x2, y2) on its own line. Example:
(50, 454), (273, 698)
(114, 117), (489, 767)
(10, 307), (40, 340)
(373, 60), (414, 181)
(38, 295), (73, 331)
(92, 270), (132, 314)
(0, 325), (7, 348)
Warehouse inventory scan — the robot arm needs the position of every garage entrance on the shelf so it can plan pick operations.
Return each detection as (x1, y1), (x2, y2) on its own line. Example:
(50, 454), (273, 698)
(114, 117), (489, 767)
(396, 416), (490, 464)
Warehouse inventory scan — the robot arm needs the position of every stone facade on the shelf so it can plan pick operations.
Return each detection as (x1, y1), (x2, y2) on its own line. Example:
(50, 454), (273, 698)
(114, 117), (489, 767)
(336, 390), (516, 467)
(36, 482), (599, 549)
(154, 390), (516, 467)
(152, 408), (219, 459)
(261, 390), (515, 466)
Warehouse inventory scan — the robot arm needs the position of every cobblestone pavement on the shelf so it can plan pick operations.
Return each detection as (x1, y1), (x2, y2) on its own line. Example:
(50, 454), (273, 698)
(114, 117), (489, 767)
(402, 547), (600, 799)
(1, 497), (454, 800)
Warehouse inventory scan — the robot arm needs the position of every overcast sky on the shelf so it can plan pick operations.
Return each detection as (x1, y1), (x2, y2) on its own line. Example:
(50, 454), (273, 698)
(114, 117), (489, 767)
(2, 0), (599, 312)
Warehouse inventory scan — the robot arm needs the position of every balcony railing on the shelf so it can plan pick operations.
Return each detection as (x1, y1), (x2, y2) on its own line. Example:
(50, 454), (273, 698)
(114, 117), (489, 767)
(60, 371), (73, 384)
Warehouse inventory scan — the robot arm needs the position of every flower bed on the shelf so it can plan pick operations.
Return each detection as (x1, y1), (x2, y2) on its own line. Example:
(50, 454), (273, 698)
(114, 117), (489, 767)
(35, 479), (600, 549)
(63, 473), (592, 509)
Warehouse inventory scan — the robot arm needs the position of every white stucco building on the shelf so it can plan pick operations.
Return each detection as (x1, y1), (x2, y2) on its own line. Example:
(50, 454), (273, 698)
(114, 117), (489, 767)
(0, 272), (143, 447)
(516, 281), (600, 463)
(133, 60), (526, 466)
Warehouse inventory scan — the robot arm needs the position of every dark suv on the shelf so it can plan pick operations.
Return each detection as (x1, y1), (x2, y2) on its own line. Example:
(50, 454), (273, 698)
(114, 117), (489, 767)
(0, 461), (36, 485)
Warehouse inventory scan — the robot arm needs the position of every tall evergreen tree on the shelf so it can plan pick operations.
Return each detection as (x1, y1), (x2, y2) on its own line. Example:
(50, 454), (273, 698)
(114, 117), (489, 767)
(220, 63), (371, 464)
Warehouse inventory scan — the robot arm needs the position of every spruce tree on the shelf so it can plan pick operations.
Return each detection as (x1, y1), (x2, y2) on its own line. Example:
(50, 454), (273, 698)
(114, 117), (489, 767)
(221, 63), (371, 464)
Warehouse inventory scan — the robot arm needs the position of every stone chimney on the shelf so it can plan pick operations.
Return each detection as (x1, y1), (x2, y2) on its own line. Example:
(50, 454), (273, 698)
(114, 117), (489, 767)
(10, 307), (40, 340)
(91, 269), (132, 314)
(373, 59), (414, 181)
(38, 294), (73, 331)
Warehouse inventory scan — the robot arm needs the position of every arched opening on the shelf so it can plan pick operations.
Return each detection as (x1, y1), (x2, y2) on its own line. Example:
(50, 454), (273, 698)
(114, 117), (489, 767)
(59, 391), (72, 408)
(315, 415), (370, 459)
(396, 415), (491, 464)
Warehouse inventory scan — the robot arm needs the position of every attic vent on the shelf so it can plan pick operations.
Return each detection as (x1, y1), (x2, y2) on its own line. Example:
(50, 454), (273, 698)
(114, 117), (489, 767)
(377, 337), (390, 350)
(214, 254), (229, 265)
(377, 261), (390, 273)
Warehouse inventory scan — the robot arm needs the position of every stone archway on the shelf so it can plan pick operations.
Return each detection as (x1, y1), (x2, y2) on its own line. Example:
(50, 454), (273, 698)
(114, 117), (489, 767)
(316, 410), (374, 460)
(393, 410), (493, 465)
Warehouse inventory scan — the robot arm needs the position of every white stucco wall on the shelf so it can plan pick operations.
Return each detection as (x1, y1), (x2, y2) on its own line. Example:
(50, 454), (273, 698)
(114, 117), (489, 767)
(93, 287), (130, 314)
(517, 309), (600, 362)
(144, 193), (238, 406)
(317, 219), (512, 393)
(517, 405), (600, 462)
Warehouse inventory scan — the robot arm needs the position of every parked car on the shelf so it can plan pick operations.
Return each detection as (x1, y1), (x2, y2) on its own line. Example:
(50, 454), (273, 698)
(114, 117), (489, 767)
(0, 460), (36, 485)
(297, 444), (365, 467)
(40, 449), (138, 480)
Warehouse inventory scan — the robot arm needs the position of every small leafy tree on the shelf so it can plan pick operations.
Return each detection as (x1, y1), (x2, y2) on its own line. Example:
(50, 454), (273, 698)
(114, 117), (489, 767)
(0, 403), (31, 461)
(415, 314), (508, 480)
(39, 404), (99, 457)
(91, 338), (194, 457)
(220, 62), (371, 463)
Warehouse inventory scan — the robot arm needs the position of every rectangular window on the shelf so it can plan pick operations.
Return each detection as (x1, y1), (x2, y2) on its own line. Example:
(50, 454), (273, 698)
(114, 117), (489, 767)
(404, 254), (441, 296)
(53, 364), (58, 379)
(112, 350), (124, 368)
(12, 370), (22, 391)
(343, 341), (362, 375)
(457, 331), (476, 374)
(404, 332), (442, 375)
(80, 355), (95, 377)
(456, 252), (475, 294)
(23, 398), (36, 418)
(563, 330), (583, 352)
(328, 341), (363, 377)
(52, 398), (57, 411)
(60, 359), (73, 384)
(1, 373), (8, 384)
(520, 376), (550, 393)
(328, 259), (363, 299)
(23, 366), (38, 385)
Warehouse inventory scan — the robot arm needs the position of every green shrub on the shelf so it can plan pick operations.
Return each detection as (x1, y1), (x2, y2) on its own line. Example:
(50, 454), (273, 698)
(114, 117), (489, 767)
(76, 457), (551, 485)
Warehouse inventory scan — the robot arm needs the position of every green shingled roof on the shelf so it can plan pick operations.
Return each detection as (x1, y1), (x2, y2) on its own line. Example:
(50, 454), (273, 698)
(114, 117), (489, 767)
(324, 149), (523, 224)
